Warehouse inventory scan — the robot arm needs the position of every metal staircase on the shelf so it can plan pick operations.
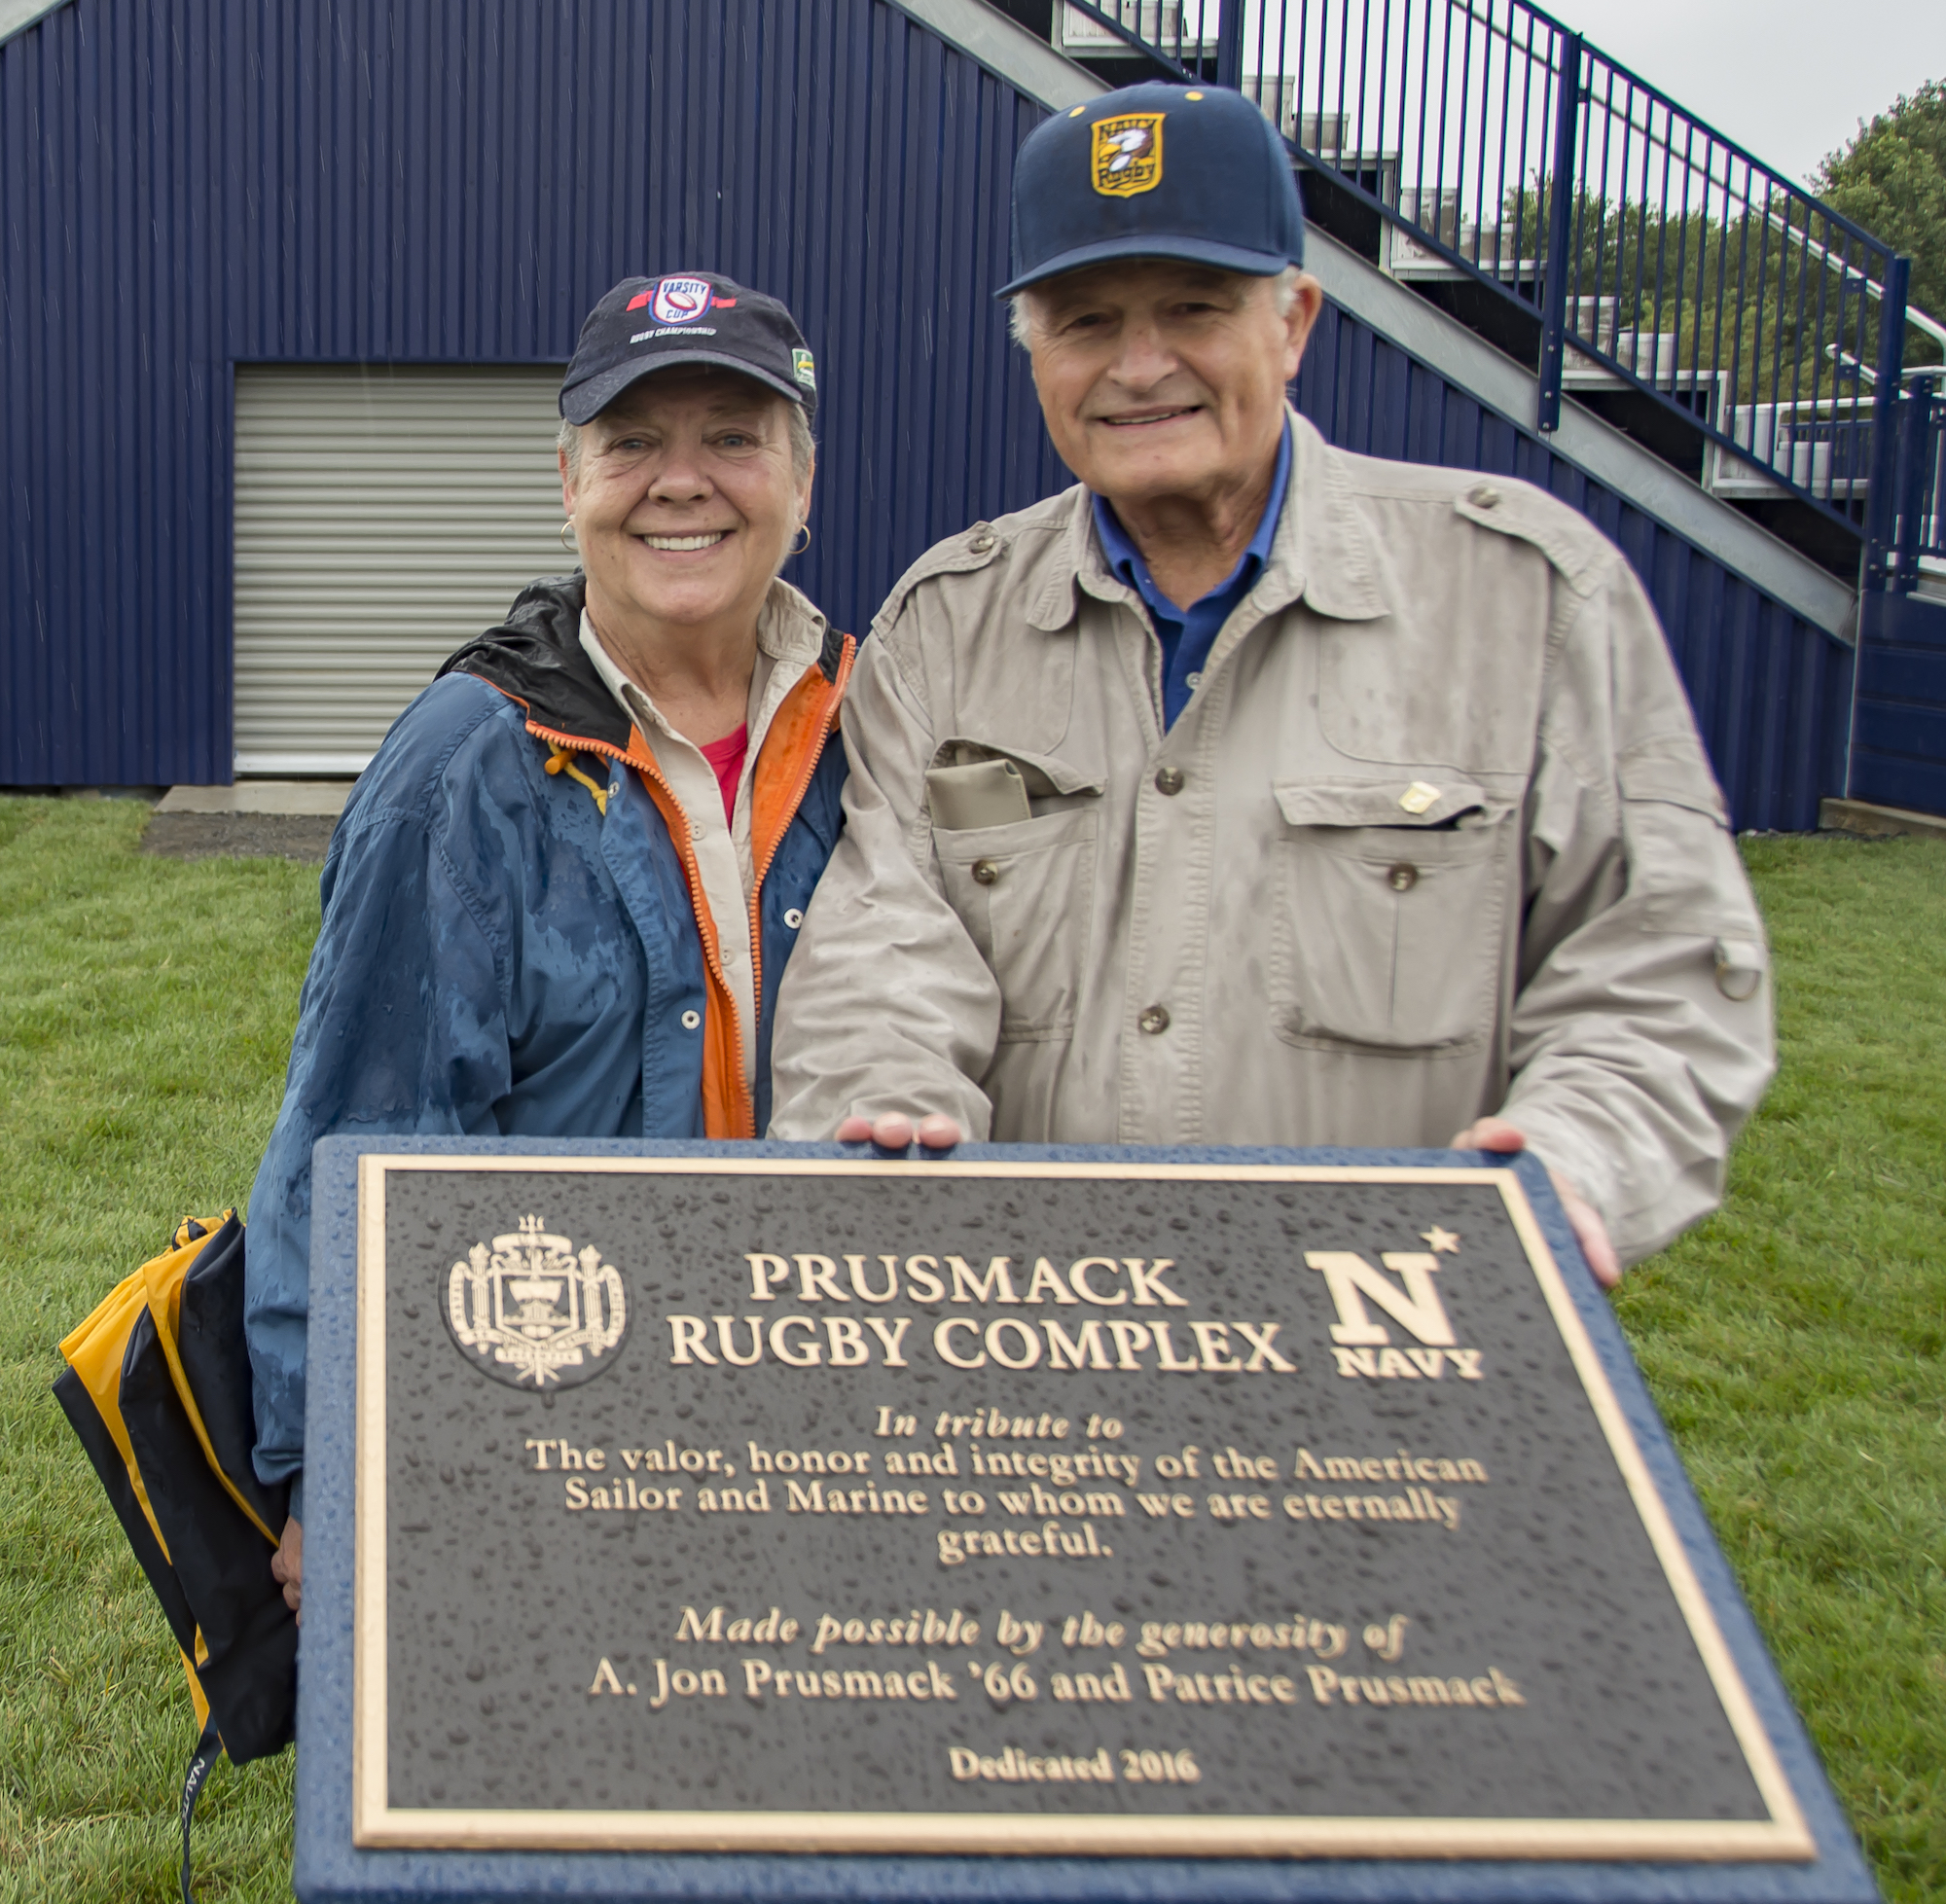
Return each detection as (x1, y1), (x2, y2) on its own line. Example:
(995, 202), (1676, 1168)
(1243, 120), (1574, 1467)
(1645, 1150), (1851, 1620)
(979, 0), (1946, 815)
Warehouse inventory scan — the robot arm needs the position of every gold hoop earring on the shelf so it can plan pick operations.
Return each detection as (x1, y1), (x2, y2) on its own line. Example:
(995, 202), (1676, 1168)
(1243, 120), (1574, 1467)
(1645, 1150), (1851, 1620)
(788, 525), (811, 557)
(559, 521), (576, 551)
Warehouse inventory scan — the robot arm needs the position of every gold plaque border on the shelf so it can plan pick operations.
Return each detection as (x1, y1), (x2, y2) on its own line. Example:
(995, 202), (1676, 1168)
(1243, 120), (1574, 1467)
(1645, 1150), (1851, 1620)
(351, 1155), (1816, 1862)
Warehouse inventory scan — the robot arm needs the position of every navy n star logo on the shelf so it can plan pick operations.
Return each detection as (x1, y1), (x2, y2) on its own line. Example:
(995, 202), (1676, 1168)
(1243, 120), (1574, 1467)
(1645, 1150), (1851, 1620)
(1305, 1246), (1483, 1381)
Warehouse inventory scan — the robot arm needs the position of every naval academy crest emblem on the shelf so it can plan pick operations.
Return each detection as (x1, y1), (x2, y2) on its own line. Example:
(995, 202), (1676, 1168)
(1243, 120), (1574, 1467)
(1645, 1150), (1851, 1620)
(444, 1214), (629, 1389)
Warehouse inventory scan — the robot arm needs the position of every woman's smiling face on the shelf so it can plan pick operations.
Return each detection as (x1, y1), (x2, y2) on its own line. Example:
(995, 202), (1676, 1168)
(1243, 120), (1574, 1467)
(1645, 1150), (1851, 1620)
(561, 368), (811, 642)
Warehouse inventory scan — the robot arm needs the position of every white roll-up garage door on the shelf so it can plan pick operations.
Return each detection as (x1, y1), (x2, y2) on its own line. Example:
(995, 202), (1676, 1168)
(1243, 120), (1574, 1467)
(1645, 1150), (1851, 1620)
(233, 365), (567, 775)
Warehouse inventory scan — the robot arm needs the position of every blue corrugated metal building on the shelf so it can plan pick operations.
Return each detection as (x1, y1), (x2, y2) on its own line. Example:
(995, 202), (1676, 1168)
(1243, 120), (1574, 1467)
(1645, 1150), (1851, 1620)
(0, 0), (1869, 826)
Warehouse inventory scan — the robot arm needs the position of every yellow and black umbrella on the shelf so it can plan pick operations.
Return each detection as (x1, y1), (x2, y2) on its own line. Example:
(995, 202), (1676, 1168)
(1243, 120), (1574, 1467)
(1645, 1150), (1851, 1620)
(54, 1212), (297, 1899)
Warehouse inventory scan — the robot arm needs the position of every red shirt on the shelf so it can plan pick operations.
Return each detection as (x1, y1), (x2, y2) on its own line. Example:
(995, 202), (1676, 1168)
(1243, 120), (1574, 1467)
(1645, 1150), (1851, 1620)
(699, 724), (748, 825)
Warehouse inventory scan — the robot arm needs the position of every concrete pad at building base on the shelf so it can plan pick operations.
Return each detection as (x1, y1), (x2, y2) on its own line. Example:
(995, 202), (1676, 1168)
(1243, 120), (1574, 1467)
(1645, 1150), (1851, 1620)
(1820, 798), (1946, 840)
(159, 780), (354, 815)
(142, 811), (339, 861)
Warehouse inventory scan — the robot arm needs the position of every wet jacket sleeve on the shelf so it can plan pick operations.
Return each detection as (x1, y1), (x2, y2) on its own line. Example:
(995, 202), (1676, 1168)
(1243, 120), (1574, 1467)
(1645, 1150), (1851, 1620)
(1496, 550), (1775, 1266)
(768, 611), (1002, 1139)
(243, 808), (511, 1518)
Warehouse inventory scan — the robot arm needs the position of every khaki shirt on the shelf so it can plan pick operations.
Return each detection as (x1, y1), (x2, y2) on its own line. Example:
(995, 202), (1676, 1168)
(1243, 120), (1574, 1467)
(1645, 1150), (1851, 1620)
(770, 413), (1773, 1265)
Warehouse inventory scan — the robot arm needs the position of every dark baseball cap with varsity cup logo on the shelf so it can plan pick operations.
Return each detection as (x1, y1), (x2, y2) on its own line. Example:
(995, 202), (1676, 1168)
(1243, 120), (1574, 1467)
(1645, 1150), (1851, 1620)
(998, 82), (1305, 296)
(559, 271), (819, 426)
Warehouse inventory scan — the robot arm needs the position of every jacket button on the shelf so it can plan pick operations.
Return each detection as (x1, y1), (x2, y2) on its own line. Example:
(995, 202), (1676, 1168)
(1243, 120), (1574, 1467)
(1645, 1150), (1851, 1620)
(972, 858), (1000, 884)
(784, 907), (805, 929)
(968, 531), (997, 554)
(1154, 766), (1185, 796)
(1138, 1004), (1171, 1034)
(680, 1009), (702, 1029)
(1387, 863), (1419, 892)
(1467, 482), (1501, 509)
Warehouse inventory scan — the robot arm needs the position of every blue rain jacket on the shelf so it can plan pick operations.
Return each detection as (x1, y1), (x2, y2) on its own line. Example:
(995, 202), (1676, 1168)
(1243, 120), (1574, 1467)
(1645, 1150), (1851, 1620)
(242, 575), (852, 1517)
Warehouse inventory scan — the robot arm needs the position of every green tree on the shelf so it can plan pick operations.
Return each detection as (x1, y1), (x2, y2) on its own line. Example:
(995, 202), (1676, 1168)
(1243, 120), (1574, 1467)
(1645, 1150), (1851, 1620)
(1505, 180), (1886, 403)
(1816, 79), (1946, 357)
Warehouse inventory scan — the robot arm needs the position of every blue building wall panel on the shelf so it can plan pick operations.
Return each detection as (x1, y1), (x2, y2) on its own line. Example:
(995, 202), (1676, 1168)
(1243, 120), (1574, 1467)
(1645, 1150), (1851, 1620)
(1848, 591), (1946, 815)
(0, 0), (1852, 832)
(0, 0), (1065, 789)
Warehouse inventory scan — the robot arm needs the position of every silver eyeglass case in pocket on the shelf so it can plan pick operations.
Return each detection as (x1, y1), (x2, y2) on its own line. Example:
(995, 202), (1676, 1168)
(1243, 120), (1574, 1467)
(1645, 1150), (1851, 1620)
(924, 757), (1033, 832)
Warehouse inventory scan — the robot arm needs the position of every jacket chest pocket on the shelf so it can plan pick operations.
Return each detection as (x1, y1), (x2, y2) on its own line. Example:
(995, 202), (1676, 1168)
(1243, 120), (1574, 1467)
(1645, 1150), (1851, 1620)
(935, 807), (1099, 1043)
(1267, 780), (1511, 1056)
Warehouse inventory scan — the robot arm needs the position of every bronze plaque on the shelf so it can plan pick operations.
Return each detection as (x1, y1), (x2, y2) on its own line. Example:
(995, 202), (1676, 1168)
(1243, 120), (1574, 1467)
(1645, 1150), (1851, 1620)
(349, 1154), (1812, 1861)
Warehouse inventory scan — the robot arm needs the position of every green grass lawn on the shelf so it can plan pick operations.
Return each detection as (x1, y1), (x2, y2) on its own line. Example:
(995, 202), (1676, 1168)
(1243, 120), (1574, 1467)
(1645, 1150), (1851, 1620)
(0, 799), (1941, 1900)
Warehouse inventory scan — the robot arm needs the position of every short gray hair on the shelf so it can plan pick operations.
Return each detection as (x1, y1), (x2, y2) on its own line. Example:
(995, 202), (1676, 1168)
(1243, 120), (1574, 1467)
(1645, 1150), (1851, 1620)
(558, 393), (815, 482)
(1007, 263), (1307, 349)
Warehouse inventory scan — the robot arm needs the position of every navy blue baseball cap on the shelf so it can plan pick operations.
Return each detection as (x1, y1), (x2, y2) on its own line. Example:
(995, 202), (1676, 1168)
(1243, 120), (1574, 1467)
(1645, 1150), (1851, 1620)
(998, 83), (1304, 297)
(560, 270), (818, 426)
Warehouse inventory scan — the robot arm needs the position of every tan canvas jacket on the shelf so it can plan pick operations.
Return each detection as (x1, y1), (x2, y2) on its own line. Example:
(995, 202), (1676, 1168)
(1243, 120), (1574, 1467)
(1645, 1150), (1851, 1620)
(770, 413), (1774, 1265)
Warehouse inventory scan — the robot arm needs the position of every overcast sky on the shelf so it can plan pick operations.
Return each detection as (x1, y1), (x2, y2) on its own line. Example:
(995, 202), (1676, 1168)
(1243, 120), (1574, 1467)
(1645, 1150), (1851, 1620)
(1548, 0), (1941, 184)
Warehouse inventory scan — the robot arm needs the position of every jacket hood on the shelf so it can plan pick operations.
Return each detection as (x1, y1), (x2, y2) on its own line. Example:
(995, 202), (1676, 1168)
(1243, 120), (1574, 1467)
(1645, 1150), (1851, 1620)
(438, 571), (849, 753)
(437, 572), (626, 750)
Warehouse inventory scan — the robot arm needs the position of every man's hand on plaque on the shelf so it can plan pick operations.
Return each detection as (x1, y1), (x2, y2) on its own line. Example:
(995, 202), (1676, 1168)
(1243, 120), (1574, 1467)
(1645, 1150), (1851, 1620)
(271, 1515), (304, 1624)
(834, 1112), (962, 1152)
(1449, 1116), (1622, 1290)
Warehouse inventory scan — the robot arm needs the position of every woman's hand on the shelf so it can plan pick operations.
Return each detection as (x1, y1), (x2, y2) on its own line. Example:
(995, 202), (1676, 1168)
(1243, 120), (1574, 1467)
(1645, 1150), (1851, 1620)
(271, 1516), (304, 1624)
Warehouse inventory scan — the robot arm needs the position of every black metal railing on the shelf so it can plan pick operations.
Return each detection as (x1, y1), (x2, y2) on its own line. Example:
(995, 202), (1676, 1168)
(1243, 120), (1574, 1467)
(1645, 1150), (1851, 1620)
(1055, 0), (1944, 578)
(1889, 374), (1943, 585)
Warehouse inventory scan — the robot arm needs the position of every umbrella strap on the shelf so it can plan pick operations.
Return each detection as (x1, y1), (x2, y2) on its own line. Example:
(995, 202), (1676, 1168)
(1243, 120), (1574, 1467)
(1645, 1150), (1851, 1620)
(179, 1715), (223, 1904)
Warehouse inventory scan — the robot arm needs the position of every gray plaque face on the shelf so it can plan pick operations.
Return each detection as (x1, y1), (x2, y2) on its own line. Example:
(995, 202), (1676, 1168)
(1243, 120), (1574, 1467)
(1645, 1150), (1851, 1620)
(351, 1156), (1811, 1861)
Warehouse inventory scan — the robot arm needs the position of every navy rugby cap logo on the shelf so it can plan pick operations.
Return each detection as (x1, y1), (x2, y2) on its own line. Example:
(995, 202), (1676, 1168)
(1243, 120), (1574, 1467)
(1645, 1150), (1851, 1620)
(999, 83), (1305, 296)
(1092, 113), (1164, 197)
(560, 270), (817, 426)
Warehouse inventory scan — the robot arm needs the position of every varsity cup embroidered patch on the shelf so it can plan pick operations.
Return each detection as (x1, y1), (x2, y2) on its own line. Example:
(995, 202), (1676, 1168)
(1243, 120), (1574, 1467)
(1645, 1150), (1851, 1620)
(649, 276), (714, 325)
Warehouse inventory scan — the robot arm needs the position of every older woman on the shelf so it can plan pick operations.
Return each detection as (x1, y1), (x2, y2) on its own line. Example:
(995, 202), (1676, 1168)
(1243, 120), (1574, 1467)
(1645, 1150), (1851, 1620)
(244, 272), (849, 1614)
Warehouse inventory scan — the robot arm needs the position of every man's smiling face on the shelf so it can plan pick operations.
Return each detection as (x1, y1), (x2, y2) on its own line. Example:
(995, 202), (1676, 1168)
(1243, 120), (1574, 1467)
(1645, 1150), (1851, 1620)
(1023, 260), (1315, 511)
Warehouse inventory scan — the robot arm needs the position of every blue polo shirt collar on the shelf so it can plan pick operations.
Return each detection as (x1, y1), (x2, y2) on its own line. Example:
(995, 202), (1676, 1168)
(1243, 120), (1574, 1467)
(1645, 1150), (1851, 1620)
(1091, 418), (1293, 728)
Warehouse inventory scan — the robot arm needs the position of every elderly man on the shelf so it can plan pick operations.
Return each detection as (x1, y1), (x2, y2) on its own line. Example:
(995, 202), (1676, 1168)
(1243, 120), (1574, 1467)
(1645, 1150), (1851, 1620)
(769, 83), (1773, 1278)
